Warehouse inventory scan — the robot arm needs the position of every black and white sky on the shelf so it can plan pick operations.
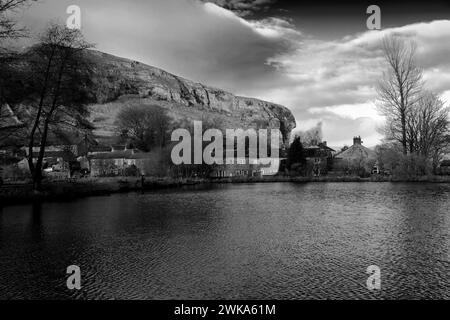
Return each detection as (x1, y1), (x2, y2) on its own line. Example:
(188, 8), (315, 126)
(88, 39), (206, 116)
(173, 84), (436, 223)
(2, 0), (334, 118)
(14, 0), (450, 147)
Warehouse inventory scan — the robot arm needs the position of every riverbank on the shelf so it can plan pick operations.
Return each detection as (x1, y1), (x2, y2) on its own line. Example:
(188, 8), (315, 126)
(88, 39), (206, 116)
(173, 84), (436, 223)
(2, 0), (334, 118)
(0, 177), (188, 206)
(1, 175), (450, 206)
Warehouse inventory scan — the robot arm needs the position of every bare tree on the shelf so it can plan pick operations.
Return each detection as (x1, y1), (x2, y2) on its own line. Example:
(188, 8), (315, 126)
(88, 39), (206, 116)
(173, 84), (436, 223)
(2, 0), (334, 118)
(377, 35), (423, 155)
(20, 24), (94, 190)
(406, 92), (450, 171)
(0, 0), (34, 41)
(116, 103), (171, 151)
(294, 122), (322, 147)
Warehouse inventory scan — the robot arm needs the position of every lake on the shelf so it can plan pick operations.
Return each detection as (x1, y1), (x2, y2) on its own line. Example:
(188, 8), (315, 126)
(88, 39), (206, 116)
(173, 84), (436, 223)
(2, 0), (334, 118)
(0, 182), (449, 299)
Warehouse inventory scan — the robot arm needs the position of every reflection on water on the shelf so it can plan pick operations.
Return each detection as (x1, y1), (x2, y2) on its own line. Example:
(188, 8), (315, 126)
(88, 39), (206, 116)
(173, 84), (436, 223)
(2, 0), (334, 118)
(0, 182), (449, 299)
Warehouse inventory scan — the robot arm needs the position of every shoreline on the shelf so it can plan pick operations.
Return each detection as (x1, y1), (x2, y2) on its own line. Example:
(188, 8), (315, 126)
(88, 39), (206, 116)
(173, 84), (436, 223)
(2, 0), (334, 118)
(1, 175), (450, 206)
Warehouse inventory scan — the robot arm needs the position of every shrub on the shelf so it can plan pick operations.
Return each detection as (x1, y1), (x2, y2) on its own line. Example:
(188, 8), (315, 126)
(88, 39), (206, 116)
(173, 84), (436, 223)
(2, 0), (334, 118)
(124, 165), (139, 177)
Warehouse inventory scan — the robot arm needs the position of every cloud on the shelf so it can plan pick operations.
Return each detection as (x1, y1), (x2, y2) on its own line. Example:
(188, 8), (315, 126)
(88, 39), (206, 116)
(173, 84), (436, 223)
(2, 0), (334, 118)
(18, 0), (299, 94)
(293, 121), (323, 145)
(294, 115), (382, 149)
(201, 0), (276, 17)
(247, 17), (301, 40)
(308, 103), (384, 122)
(16, 1), (450, 147)
(268, 20), (450, 108)
(442, 90), (450, 105)
(261, 20), (450, 146)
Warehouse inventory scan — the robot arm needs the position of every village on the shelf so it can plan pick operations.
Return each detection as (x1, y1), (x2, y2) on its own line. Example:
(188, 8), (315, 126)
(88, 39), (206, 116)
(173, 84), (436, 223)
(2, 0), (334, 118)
(0, 13), (449, 190)
(2, 127), (450, 187)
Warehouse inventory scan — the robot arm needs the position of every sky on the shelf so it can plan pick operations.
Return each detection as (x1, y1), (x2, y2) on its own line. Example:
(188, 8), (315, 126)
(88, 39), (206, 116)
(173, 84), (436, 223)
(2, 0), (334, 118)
(12, 0), (450, 147)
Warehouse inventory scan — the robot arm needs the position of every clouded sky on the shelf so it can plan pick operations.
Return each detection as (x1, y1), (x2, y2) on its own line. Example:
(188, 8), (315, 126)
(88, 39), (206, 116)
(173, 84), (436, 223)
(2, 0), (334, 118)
(14, 0), (450, 147)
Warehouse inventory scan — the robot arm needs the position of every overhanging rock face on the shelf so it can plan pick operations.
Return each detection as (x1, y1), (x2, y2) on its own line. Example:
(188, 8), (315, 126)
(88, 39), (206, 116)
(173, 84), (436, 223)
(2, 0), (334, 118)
(86, 50), (296, 144)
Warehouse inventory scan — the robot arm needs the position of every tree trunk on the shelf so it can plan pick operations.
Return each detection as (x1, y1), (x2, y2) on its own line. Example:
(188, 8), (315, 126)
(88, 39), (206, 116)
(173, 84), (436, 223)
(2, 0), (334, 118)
(31, 51), (67, 191)
(33, 171), (42, 191)
(27, 48), (56, 187)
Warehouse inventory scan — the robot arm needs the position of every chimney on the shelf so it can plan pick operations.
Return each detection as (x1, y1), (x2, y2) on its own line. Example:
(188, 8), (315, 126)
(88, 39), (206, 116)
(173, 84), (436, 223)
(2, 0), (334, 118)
(353, 136), (362, 145)
(322, 141), (327, 147)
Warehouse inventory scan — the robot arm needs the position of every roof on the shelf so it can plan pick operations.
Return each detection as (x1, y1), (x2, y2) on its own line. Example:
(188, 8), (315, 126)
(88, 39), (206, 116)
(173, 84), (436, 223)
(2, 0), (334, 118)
(304, 143), (335, 152)
(130, 152), (158, 159)
(335, 143), (375, 160)
(88, 150), (156, 160)
(111, 145), (126, 150)
(89, 150), (134, 159)
(31, 151), (76, 161)
(90, 145), (112, 152)
(304, 144), (334, 158)
(319, 145), (335, 152)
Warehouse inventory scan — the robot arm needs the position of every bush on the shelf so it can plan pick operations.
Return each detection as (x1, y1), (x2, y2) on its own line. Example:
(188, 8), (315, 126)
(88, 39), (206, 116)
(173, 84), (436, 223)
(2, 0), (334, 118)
(358, 168), (371, 178)
(124, 165), (139, 177)
(289, 163), (304, 176)
(391, 154), (432, 179)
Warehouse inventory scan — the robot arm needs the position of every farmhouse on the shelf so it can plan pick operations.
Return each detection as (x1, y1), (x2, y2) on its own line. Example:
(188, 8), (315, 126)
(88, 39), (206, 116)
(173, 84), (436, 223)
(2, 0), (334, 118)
(304, 141), (335, 176)
(210, 157), (285, 178)
(88, 148), (162, 177)
(333, 136), (376, 174)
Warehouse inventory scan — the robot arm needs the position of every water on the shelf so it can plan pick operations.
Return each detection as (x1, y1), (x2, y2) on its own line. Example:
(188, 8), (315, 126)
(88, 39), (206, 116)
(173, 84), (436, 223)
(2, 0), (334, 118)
(0, 182), (449, 299)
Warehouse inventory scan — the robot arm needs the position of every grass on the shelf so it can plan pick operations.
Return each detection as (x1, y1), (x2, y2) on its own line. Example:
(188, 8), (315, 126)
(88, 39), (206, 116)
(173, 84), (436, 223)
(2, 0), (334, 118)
(1, 174), (450, 206)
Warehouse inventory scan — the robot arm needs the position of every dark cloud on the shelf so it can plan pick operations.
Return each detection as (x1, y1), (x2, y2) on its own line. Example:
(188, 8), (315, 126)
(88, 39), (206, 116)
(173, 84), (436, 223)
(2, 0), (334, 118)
(16, 0), (298, 94)
(201, 0), (276, 17)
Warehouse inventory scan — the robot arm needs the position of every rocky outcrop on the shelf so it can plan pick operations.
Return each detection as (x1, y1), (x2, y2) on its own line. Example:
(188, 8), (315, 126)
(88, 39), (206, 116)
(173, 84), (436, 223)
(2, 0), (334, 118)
(86, 51), (296, 143)
(0, 103), (22, 129)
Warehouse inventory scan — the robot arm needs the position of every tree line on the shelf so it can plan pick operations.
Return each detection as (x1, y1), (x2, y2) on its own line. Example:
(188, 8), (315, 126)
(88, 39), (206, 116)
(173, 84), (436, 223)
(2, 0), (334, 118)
(377, 35), (450, 173)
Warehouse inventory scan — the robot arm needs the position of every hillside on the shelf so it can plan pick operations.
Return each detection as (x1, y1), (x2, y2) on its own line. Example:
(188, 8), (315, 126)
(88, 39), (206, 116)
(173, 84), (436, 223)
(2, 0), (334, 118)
(84, 51), (296, 145)
(3, 50), (297, 148)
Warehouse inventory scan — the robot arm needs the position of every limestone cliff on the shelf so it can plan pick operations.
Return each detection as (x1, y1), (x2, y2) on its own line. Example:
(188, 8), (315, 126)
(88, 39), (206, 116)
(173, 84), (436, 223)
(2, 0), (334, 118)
(85, 51), (296, 144)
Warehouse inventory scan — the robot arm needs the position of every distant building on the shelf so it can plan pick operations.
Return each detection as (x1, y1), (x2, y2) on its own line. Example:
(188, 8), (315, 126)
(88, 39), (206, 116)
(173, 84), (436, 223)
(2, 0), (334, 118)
(210, 157), (285, 178)
(88, 145), (113, 155)
(111, 145), (126, 152)
(333, 136), (376, 174)
(438, 160), (450, 175)
(14, 149), (77, 179)
(88, 148), (161, 177)
(211, 162), (260, 178)
(22, 134), (95, 158)
(26, 150), (76, 174)
(335, 137), (375, 160)
(304, 141), (335, 176)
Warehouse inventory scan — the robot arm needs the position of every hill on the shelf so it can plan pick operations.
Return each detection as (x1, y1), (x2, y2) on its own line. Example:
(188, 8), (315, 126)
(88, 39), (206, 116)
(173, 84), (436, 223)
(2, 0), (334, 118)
(3, 49), (297, 148)
(84, 50), (296, 145)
